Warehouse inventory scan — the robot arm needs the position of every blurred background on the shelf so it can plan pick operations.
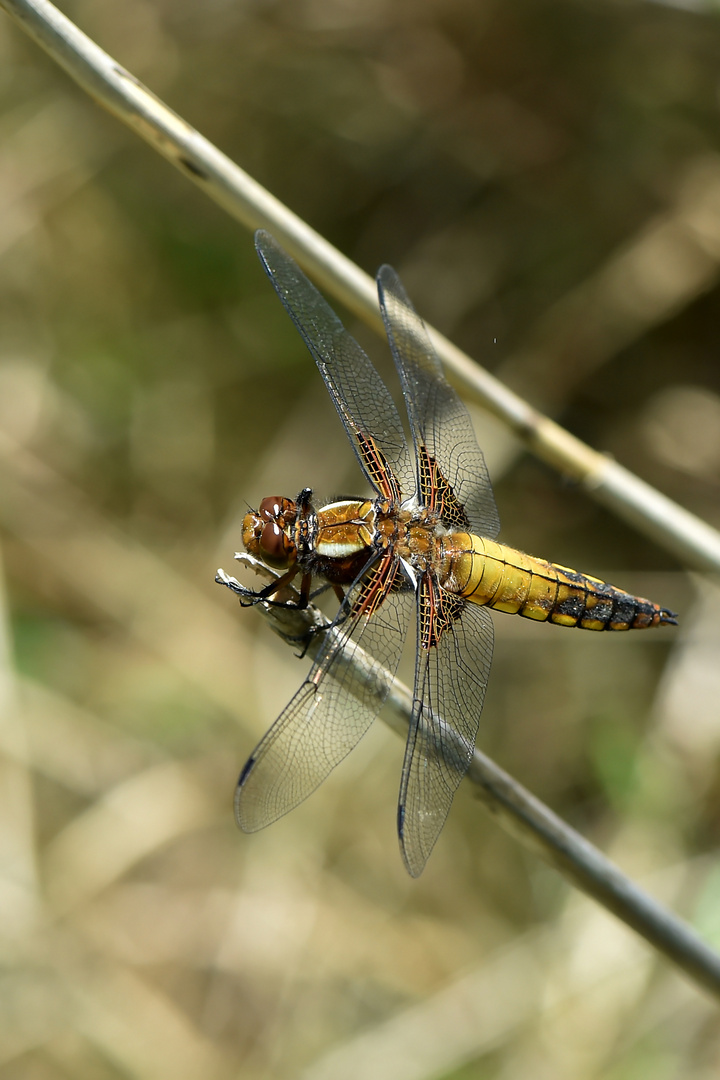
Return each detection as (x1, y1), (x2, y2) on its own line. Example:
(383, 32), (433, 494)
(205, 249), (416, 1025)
(1, 0), (720, 1077)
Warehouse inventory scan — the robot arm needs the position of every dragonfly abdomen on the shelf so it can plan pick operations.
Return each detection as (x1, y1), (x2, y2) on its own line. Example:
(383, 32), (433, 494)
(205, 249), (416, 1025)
(442, 534), (676, 631)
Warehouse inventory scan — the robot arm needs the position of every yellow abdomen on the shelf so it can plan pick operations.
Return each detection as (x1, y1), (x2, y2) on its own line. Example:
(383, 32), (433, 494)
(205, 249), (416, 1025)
(440, 534), (675, 631)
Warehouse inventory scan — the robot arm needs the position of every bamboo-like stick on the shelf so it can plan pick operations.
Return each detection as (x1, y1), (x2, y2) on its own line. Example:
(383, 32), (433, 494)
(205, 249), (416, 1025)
(5, 0), (720, 1001)
(2, 0), (720, 574)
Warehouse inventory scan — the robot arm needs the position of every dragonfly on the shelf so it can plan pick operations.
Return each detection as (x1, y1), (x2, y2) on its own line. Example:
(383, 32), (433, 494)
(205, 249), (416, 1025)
(218, 231), (677, 877)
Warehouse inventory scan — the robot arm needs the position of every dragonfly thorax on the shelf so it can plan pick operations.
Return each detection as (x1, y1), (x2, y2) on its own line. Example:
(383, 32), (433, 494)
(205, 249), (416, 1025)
(311, 497), (381, 584)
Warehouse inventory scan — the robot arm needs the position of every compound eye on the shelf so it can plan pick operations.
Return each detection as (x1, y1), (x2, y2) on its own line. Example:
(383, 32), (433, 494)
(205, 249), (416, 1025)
(259, 522), (295, 568)
(258, 496), (296, 525)
(257, 496), (281, 521)
(259, 496), (280, 522)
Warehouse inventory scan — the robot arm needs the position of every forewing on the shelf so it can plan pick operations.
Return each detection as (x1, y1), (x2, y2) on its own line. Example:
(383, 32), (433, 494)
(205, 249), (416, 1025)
(236, 559), (414, 831)
(377, 265), (500, 538)
(256, 232), (415, 502)
(398, 580), (494, 877)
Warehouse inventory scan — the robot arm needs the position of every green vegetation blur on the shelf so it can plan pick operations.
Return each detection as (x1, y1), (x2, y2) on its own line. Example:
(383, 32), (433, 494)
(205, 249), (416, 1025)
(0, 1), (719, 1078)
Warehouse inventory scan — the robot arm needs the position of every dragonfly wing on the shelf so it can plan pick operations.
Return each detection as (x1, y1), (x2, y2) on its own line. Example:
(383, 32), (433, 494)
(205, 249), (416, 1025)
(256, 232), (415, 502)
(377, 265), (500, 538)
(236, 559), (414, 832)
(398, 578), (494, 877)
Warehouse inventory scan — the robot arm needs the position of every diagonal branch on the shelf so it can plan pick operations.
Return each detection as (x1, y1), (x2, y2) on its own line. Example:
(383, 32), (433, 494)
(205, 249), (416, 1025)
(2, 0), (720, 574)
(5, 0), (720, 1002)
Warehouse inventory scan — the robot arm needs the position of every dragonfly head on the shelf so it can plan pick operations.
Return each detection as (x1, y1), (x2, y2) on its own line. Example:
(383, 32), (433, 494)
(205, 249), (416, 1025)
(242, 495), (298, 569)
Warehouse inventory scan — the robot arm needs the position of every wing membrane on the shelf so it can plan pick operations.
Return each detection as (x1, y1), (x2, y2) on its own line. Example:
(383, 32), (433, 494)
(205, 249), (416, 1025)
(398, 583), (494, 877)
(377, 266), (500, 538)
(246, 236), (499, 875)
(236, 570), (414, 831)
(256, 232), (415, 502)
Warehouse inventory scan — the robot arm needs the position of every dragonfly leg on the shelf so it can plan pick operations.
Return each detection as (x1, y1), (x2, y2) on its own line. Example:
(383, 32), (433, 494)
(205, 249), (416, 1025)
(257, 570), (314, 610)
(237, 566), (300, 607)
